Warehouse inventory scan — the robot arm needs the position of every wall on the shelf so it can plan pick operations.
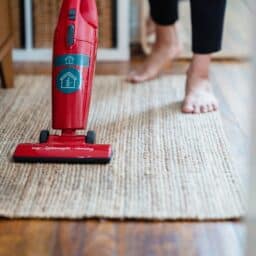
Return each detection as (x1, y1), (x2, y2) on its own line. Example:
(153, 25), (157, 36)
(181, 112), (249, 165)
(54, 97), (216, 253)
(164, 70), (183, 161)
(130, 0), (140, 42)
(247, 1), (255, 255)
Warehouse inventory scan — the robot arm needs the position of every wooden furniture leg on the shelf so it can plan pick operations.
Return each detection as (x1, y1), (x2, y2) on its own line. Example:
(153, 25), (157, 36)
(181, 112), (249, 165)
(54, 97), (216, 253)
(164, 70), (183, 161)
(0, 49), (14, 88)
(0, 0), (14, 89)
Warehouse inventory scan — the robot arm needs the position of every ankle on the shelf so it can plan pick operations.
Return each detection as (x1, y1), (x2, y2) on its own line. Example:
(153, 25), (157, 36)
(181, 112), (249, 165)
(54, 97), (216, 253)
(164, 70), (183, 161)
(187, 54), (211, 79)
(155, 23), (180, 48)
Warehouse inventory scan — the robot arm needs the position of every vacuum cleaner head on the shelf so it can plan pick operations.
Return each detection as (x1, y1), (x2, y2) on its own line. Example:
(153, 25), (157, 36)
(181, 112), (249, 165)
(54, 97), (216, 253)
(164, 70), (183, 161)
(13, 130), (112, 164)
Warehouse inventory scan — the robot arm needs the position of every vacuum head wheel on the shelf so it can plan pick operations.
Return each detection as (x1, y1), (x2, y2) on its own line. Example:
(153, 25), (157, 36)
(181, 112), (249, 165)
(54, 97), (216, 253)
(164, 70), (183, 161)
(86, 130), (96, 144)
(39, 130), (50, 143)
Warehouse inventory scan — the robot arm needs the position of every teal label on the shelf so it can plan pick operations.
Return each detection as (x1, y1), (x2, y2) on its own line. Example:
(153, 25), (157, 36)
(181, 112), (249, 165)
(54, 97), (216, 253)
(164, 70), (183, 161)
(54, 54), (90, 67)
(56, 68), (81, 94)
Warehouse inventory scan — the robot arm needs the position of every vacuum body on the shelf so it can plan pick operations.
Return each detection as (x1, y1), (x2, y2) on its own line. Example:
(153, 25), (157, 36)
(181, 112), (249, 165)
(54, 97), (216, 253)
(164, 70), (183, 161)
(13, 0), (112, 163)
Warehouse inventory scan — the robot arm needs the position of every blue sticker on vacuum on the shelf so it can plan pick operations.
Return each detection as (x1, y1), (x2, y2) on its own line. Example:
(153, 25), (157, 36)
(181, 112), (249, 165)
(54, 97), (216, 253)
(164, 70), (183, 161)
(56, 68), (81, 94)
(54, 54), (90, 67)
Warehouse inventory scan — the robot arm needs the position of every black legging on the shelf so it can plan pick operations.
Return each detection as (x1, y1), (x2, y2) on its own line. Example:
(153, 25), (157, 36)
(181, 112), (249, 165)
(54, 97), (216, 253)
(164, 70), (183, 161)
(148, 0), (227, 54)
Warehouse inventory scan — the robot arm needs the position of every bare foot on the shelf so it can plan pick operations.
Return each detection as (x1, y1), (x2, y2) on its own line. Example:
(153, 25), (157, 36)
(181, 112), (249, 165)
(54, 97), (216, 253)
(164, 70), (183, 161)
(127, 24), (182, 83)
(182, 55), (219, 114)
(182, 76), (219, 114)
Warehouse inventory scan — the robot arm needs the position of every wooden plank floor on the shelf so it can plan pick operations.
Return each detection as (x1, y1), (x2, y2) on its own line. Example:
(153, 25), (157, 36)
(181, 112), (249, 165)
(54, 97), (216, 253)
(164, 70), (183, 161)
(0, 60), (248, 256)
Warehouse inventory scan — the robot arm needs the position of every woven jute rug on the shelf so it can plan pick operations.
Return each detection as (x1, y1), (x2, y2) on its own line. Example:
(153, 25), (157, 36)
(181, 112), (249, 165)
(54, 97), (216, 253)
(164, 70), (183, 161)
(0, 76), (245, 220)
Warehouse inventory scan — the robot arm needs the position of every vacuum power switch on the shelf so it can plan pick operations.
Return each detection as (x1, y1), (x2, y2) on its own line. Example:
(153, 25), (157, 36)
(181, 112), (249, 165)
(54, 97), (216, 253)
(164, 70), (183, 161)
(68, 9), (76, 20)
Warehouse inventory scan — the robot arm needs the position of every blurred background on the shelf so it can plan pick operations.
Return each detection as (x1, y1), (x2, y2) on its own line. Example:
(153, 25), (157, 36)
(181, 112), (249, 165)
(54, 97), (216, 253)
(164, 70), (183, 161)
(2, 0), (252, 62)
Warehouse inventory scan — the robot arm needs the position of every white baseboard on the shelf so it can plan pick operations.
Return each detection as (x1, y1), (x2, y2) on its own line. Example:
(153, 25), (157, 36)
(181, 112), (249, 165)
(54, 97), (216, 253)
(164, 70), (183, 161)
(13, 48), (130, 62)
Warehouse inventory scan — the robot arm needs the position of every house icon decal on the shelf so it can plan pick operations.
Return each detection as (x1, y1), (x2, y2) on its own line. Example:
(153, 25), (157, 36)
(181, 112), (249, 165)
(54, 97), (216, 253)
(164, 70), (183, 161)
(65, 56), (75, 65)
(56, 67), (81, 94)
(60, 72), (77, 89)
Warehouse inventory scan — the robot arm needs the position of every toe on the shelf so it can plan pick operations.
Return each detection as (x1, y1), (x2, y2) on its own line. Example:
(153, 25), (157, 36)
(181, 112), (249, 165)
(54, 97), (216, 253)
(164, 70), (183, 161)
(182, 105), (194, 113)
(200, 105), (207, 113)
(132, 73), (147, 83)
(129, 71), (155, 84)
(212, 102), (219, 111)
(193, 105), (200, 114)
(130, 75), (143, 83)
(126, 71), (138, 83)
(182, 100), (194, 113)
(207, 104), (213, 112)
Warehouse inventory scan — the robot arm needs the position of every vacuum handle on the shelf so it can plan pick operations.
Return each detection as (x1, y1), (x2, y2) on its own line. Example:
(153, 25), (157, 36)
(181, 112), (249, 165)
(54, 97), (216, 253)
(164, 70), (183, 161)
(56, 0), (98, 46)
(58, 0), (98, 27)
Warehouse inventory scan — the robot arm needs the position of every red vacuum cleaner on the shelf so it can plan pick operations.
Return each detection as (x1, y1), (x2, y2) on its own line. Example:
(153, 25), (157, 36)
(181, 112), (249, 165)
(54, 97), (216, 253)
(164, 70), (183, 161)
(13, 0), (112, 164)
